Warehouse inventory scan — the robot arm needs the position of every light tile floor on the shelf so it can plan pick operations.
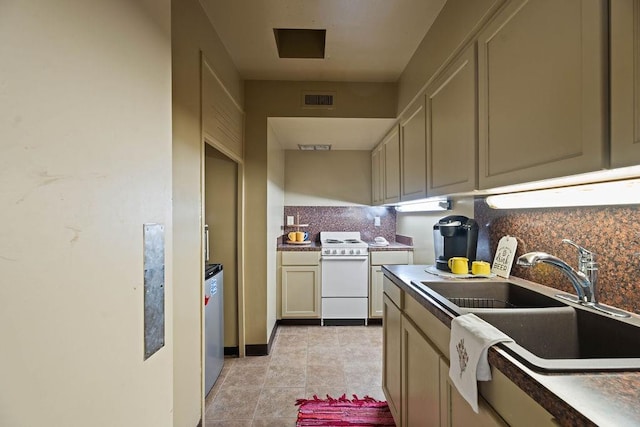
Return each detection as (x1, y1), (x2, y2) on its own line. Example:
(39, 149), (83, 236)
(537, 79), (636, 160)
(204, 324), (384, 426)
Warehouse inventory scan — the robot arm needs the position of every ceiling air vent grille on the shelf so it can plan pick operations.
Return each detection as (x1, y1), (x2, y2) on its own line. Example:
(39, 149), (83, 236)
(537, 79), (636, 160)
(302, 91), (336, 109)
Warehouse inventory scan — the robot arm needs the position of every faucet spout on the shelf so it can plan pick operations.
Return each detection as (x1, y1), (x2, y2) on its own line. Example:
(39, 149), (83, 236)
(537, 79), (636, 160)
(516, 251), (593, 302)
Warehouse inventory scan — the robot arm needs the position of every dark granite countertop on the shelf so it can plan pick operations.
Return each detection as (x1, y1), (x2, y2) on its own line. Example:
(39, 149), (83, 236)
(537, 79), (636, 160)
(382, 264), (640, 427)
(277, 240), (413, 252)
(277, 241), (321, 251)
(366, 241), (414, 251)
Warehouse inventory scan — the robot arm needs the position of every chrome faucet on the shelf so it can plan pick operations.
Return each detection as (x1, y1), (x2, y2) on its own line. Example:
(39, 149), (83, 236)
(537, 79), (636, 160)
(516, 240), (630, 318)
(516, 250), (594, 303)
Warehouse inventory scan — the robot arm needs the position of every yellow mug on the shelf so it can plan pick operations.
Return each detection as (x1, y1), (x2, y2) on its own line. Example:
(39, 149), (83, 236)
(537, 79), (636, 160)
(288, 231), (308, 242)
(448, 257), (469, 274)
(471, 260), (491, 276)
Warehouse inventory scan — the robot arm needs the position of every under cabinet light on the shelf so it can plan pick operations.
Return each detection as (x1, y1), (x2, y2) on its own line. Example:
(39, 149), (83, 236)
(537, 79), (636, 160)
(485, 179), (640, 209)
(395, 199), (451, 212)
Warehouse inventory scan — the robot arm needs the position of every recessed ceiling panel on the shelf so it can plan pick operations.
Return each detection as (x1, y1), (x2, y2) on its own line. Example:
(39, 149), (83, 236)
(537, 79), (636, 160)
(269, 117), (397, 150)
(274, 28), (326, 58)
(200, 0), (448, 81)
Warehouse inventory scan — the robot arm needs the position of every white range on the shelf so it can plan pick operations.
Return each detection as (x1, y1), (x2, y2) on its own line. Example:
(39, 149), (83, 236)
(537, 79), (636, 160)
(320, 231), (369, 325)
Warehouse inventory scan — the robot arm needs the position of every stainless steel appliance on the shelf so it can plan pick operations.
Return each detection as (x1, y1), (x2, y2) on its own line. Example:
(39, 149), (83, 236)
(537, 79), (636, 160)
(433, 215), (478, 271)
(204, 263), (224, 396)
(320, 231), (369, 325)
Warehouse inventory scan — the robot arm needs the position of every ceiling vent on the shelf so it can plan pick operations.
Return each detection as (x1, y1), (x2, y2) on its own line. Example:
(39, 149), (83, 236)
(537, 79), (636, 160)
(298, 144), (332, 151)
(273, 28), (326, 59)
(301, 91), (336, 109)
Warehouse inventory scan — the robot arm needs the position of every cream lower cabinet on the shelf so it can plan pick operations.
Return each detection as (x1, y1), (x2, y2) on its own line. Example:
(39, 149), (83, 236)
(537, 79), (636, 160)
(383, 294), (402, 424)
(401, 314), (441, 427)
(383, 275), (555, 427)
(280, 251), (320, 318)
(440, 359), (507, 427)
(370, 251), (413, 318)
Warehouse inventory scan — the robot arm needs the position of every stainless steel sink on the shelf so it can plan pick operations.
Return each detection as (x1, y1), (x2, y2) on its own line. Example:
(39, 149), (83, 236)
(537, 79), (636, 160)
(417, 280), (640, 372)
(420, 281), (566, 310)
(475, 307), (640, 371)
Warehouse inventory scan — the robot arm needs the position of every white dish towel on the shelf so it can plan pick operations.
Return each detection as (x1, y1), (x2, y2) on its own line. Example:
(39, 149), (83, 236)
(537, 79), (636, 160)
(449, 313), (513, 413)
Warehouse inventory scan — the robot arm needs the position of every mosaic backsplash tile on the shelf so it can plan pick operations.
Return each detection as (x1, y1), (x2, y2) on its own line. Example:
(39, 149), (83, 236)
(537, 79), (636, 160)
(475, 199), (640, 314)
(284, 206), (396, 243)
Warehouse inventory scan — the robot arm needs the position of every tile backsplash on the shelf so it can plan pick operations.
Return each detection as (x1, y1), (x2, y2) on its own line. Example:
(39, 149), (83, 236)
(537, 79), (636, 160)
(284, 206), (396, 243)
(475, 199), (640, 314)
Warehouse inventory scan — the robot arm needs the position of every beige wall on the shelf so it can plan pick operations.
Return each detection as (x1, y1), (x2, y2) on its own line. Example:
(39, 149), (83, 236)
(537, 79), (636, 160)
(285, 150), (372, 206)
(244, 81), (396, 345)
(397, 0), (502, 114)
(267, 124), (285, 338)
(172, 0), (243, 424)
(0, 1), (173, 426)
(396, 197), (475, 264)
(205, 146), (239, 348)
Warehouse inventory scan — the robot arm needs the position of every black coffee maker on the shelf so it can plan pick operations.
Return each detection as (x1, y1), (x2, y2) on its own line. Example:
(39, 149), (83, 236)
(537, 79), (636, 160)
(433, 215), (479, 271)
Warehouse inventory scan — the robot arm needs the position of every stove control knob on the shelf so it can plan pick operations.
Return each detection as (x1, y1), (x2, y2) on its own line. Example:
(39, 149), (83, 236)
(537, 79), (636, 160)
(341, 249), (346, 255)
(332, 249), (337, 255)
(323, 249), (330, 255)
(354, 249), (360, 255)
(350, 249), (354, 254)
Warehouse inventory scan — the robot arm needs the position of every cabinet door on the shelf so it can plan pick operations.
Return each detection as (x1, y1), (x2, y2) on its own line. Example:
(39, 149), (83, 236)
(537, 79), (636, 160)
(477, 0), (607, 189)
(384, 125), (401, 204)
(370, 266), (384, 318)
(401, 314), (440, 427)
(426, 44), (477, 196)
(371, 146), (384, 205)
(281, 266), (320, 318)
(439, 359), (507, 427)
(383, 294), (402, 425)
(401, 96), (427, 201)
(611, 0), (640, 167)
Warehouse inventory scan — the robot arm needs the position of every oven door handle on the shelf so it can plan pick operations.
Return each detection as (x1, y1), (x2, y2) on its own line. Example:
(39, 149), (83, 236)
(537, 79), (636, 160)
(321, 256), (369, 261)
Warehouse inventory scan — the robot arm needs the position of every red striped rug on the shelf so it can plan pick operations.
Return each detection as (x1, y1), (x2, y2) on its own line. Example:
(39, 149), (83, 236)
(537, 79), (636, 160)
(295, 394), (395, 426)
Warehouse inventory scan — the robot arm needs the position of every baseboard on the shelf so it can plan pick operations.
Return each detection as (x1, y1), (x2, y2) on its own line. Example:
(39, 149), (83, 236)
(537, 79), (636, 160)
(224, 346), (239, 356)
(245, 344), (268, 356)
(368, 318), (382, 325)
(196, 419), (202, 427)
(278, 318), (322, 326)
(322, 319), (367, 326)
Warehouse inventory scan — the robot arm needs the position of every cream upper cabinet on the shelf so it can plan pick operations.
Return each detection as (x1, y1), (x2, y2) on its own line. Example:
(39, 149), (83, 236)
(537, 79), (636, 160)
(610, 0), (640, 167)
(400, 96), (428, 201)
(426, 44), (478, 196)
(477, 0), (607, 189)
(371, 125), (401, 205)
(383, 125), (401, 204)
(371, 145), (384, 205)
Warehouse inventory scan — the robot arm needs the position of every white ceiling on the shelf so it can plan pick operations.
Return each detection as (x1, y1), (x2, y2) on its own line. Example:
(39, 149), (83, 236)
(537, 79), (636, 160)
(200, 0), (447, 149)
(269, 117), (397, 150)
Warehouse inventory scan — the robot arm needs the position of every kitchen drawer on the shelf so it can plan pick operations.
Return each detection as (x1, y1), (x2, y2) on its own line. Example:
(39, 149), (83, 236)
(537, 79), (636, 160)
(370, 251), (412, 265)
(281, 251), (320, 266)
(383, 276), (403, 309)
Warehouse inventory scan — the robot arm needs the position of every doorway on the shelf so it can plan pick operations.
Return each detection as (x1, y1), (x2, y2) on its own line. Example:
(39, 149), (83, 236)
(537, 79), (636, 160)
(204, 144), (240, 357)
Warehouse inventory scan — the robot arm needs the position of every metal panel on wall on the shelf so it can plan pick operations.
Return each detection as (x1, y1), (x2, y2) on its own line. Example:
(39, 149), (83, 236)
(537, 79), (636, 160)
(143, 223), (165, 359)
